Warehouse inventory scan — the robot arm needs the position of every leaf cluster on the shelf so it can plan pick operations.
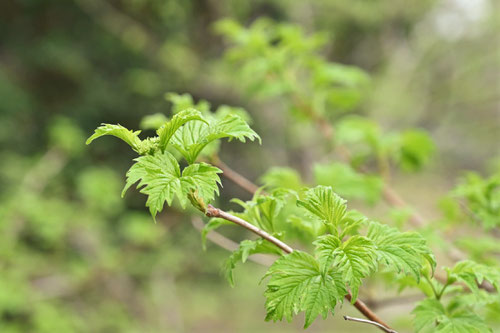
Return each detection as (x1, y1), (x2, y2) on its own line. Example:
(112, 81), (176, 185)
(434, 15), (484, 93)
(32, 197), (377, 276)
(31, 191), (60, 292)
(86, 95), (260, 219)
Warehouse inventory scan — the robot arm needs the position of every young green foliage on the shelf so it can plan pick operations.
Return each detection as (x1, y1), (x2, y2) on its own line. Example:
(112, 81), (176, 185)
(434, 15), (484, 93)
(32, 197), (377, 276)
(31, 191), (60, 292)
(412, 299), (491, 333)
(256, 185), (436, 325)
(314, 235), (376, 301)
(223, 239), (282, 287)
(86, 124), (143, 153)
(445, 260), (500, 296)
(335, 116), (435, 172)
(259, 167), (304, 191)
(263, 251), (347, 328)
(230, 190), (291, 233)
(86, 94), (260, 220)
(453, 170), (500, 229)
(171, 112), (260, 164)
(297, 186), (347, 235)
(366, 221), (436, 280)
(157, 108), (207, 151)
(217, 18), (370, 115)
(314, 162), (383, 204)
(122, 151), (222, 220)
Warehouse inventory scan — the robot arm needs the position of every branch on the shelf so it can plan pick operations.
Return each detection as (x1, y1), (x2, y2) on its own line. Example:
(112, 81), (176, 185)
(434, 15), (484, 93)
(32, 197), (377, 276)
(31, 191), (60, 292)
(191, 217), (276, 266)
(205, 205), (293, 254)
(344, 315), (398, 333)
(204, 204), (394, 332)
(213, 158), (261, 195)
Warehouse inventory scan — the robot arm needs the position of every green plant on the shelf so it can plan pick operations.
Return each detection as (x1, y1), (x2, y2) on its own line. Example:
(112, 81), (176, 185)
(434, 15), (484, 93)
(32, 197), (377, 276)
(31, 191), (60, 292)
(87, 90), (498, 331)
(85, 18), (500, 333)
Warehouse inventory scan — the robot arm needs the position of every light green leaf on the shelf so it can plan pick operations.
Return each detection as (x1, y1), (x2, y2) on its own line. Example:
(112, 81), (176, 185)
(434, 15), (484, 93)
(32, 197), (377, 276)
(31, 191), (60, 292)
(223, 239), (281, 286)
(201, 218), (234, 250)
(172, 113), (260, 164)
(260, 167), (304, 191)
(297, 186), (347, 230)
(86, 123), (142, 152)
(314, 162), (383, 204)
(165, 92), (211, 114)
(207, 113), (261, 143)
(412, 299), (491, 333)
(412, 299), (446, 332)
(231, 193), (287, 233)
(335, 116), (380, 148)
(396, 129), (435, 172)
(264, 251), (347, 328)
(367, 221), (436, 280)
(453, 170), (500, 229)
(181, 163), (222, 203)
(436, 311), (491, 333)
(121, 152), (221, 221)
(446, 260), (500, 296)
(140, 113), (168, 130)
(122, 152), (183, 220)
(157, 108), (207, 151)
(314, 235), (376, 301)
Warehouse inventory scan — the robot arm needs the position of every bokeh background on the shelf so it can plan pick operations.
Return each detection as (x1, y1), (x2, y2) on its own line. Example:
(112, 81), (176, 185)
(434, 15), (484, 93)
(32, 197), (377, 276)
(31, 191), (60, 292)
(0, 0), (498, 332)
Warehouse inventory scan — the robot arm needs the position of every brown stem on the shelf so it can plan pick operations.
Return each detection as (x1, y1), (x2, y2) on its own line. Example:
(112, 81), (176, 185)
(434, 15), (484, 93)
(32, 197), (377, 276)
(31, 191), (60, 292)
(204, 204), (393, 332)
(345, 294), (392, 331)
(344, 315), (398, 333)
(205, 205), (293, 254)
(214, 159), (261, 195)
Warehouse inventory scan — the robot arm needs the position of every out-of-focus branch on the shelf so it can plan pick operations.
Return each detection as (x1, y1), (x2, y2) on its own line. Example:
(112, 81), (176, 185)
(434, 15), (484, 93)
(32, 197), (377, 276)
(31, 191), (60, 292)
(212, 157), (261, 195)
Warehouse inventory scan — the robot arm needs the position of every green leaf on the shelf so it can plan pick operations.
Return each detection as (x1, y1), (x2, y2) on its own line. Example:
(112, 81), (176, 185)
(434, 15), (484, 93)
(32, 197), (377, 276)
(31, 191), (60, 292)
(264, 251), (347, 328)
(122, 151), (183, 220)
(297, 186), (347, 230)
(231, 192), (288, 233)
(335, 116), (380, 148)
(453, 170), (500, 229)
(140, 113), (168, 130)
(412, 299), (491, 333)
(366, 221), (436, 280)
(172, 113), (260, 164)
(201, 218), (234, 250)
(436, 311), (491, 333)
(157, 108), (207, 151)
(412, 299), (446, 332)
(314, 235), (376, 301)
(165, 92), (211, 114)
(223, 239), (281, 286)
(260, 167), (304, 191)
(86, 123), (142, 153)
(121, 152), (221, 221)
(208, 113), (261, 143)
(314, 162), (383, 204)
(396, 129), (435, 172)
(181, 162), (222, 203)
(446, 260), (500, 296)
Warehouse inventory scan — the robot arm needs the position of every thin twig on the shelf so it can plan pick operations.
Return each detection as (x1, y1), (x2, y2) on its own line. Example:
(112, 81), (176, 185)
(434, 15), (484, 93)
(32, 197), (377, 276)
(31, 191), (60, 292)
(213, 158), (261, 195)
(204, 204), (394, 332)
(344, 315), (398, 333)
(191, 217), (276, 266)
(205, 205), (293, 254)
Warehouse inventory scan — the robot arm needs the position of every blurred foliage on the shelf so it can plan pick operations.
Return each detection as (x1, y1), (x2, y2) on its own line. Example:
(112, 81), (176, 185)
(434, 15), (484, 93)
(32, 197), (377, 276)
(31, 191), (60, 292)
(0, 0), (499, 332)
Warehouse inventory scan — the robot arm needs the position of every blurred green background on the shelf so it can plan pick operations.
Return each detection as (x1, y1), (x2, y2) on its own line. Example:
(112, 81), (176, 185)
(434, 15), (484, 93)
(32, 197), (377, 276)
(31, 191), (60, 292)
(0, 0), (498, 332)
